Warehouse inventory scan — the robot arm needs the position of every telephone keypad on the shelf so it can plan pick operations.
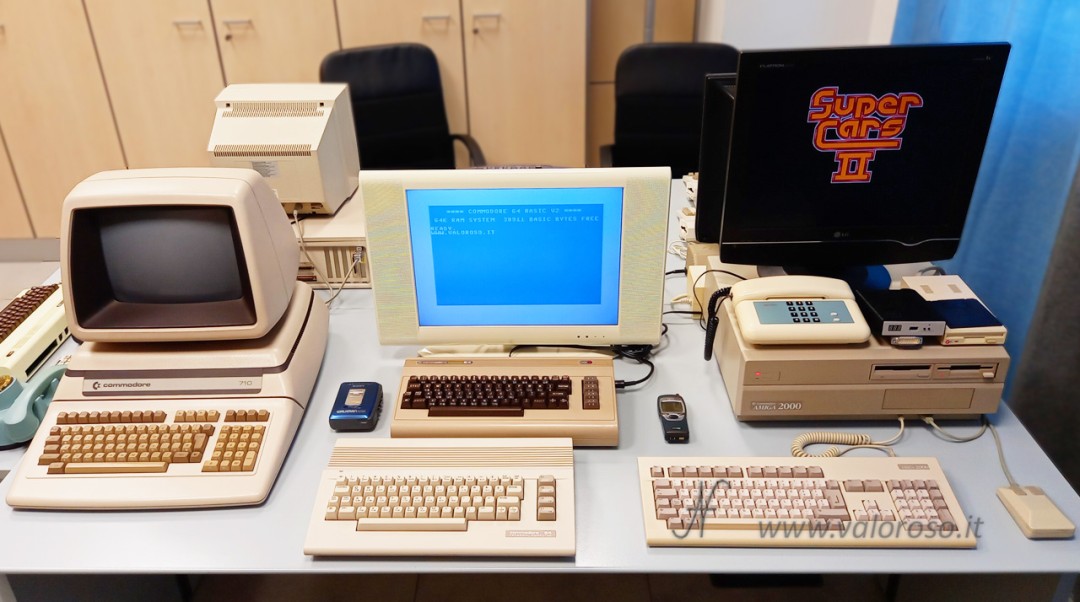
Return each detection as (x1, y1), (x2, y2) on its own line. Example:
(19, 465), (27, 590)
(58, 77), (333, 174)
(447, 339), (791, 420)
(756, 299), (855, 325)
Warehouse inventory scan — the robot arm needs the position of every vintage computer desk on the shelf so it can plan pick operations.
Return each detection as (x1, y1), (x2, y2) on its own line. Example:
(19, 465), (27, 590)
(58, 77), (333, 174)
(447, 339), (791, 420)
(1, 185), (1078, 599)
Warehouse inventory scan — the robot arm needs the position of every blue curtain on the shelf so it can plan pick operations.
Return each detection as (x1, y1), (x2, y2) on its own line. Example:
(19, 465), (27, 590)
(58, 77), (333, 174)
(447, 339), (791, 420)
(893, 0), (1080, 398)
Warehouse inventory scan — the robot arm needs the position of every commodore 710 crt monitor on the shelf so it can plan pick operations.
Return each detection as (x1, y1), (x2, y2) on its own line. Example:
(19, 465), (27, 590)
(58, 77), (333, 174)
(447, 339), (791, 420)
(208, 83), (360, 216)
(61, 168), (300, 343)
(361, 167), (672, 347)
(696, 43), (1010, 274)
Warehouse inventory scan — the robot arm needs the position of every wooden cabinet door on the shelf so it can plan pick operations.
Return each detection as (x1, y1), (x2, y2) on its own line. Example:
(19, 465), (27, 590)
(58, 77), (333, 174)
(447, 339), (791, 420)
(0, 131), (31, 238)
(86, 0), (224, 169)
(337, 0), (468, 143)
(213, 0), (339, 83)
(0, 0), (125, 238)
(462, 0), (586, 167)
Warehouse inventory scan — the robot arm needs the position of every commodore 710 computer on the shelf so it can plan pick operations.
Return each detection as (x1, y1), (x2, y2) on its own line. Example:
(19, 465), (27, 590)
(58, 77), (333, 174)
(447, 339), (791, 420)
(5, 168), (329, 509)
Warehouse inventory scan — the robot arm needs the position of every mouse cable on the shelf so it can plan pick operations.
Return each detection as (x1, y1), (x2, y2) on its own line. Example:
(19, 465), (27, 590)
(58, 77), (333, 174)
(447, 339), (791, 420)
(923, 415), (1016, 488)
(791, 416), (905, 457)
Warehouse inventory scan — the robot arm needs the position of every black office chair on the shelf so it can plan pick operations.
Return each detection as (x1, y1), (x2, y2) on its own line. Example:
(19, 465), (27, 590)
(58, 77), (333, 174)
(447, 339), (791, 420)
(602, 42), (738, 177)
(320, 43), (484, 170)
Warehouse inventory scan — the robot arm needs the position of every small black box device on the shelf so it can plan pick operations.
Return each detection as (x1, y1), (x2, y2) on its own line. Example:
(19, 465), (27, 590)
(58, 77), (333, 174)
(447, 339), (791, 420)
(329, 382), (383, 432)
(854, 288), (947, 339)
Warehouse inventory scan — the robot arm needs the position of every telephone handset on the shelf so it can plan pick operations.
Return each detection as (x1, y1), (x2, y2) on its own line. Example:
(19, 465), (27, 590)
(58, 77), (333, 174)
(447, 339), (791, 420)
(730, 276), (871, 345)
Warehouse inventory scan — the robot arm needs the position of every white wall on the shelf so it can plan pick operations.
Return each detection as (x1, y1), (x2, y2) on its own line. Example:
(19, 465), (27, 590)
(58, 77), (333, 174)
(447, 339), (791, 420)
(698, 0), (899, 48)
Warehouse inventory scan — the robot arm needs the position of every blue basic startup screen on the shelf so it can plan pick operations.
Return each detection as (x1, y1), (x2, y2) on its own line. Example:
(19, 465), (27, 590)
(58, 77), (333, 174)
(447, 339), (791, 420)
(405, 187), (624, 326)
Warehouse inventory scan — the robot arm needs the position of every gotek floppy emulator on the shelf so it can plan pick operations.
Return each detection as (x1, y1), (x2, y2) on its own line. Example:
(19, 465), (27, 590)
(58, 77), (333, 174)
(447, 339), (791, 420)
(854, 288), (946, 340)
(714, 301), (1009, 420)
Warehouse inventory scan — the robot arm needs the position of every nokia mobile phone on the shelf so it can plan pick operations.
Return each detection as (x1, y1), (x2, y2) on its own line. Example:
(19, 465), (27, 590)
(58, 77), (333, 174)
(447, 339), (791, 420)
(658, 394), (689, 443)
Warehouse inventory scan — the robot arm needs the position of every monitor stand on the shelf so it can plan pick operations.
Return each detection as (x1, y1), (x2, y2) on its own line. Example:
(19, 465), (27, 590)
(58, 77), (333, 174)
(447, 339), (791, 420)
(757, 264), (892, 290)
(418, 344), (614, 359)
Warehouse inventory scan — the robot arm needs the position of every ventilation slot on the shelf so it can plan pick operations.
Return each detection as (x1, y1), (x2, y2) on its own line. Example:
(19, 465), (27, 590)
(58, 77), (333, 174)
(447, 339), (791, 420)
(223, 101), (324, 117)
(323, 247), (369, 282)
(213, 144), (313, 157)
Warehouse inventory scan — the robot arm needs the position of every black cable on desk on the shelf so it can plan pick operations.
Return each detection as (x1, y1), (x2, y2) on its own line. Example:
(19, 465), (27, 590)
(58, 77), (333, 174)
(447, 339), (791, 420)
(613, 344), (656, 389)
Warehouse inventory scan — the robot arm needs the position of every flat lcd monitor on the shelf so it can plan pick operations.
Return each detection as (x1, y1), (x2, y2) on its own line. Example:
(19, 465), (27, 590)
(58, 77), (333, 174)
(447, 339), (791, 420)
(361, 167), (672, 346)
(697, 43), (1010, 273)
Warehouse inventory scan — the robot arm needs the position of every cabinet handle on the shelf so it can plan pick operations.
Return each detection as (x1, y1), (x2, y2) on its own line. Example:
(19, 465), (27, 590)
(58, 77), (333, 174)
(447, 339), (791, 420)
(222, 19), (254, 28)
(471, 11), (501, 33)
(172, 19), (204, 28)
(422, 14), (452, 22)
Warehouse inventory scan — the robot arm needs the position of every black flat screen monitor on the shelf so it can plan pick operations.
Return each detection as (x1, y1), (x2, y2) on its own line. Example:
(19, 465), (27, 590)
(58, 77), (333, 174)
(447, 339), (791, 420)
(699, 43), (1010, 275)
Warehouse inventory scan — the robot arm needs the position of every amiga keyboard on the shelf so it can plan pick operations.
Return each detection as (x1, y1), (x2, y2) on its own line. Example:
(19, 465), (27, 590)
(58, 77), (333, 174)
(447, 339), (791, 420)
(638, 456), (975, 548)
(304, 438), (575, 556)
(390, 357), (618, 446)
(5, 398), (304, 509)
(0, 285), (70, 382)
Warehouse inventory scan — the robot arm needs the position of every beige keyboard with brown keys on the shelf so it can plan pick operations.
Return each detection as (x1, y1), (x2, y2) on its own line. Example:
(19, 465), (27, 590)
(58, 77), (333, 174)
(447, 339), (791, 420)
(638, 456), (976, 548)
(5, 398), (303, 509)
(304, 438), (575, 556)
(390, 357), (618, 447)
(0, 284), (70, 382)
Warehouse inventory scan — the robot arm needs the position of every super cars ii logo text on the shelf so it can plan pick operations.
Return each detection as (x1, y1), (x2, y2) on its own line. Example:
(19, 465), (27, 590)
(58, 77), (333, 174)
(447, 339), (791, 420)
(807, 87), (923, 183)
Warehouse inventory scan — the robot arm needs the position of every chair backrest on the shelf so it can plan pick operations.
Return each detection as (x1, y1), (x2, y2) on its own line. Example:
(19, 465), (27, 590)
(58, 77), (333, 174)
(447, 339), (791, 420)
(320, 43), (455, 169)
(612, 43), (738, 177)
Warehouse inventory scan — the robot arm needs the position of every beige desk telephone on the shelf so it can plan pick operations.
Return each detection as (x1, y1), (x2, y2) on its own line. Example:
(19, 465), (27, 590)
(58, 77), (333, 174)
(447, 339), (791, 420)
(730, 276), (871, 345)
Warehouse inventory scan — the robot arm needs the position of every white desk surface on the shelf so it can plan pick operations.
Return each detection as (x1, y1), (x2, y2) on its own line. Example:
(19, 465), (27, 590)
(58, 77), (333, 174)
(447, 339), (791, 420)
(2, 184), (1079, 576)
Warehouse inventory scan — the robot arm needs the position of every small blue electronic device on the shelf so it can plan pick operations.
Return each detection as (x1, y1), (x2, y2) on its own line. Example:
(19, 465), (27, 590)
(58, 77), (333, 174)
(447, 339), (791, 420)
(328, 382), (383, 432)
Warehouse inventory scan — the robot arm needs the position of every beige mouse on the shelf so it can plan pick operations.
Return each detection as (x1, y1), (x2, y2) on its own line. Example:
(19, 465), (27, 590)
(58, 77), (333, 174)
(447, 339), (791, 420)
(997, 485), (1076, 539)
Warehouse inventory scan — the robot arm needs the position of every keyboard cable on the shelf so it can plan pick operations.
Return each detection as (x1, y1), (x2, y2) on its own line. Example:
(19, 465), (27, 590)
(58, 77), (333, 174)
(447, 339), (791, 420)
(791, 416), (905, 457)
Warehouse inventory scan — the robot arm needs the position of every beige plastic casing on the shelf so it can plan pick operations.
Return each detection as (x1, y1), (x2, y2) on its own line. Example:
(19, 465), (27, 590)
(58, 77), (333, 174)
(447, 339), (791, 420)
(390, 357), (619, 447)
(304, 438), (576, 557)
(60, 168), (299, 343)
(716, 301), (1008, 420)
(361, 167), (671, 346)
(291, 195), (370, 289)
(4, 282), (329, 509)
(0, 287), (69, 381)
(731, 276), (871, 345)
(638, 456), (976, 548)
(997, 485), (1076, 539)
(208, 83), (360, 216)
